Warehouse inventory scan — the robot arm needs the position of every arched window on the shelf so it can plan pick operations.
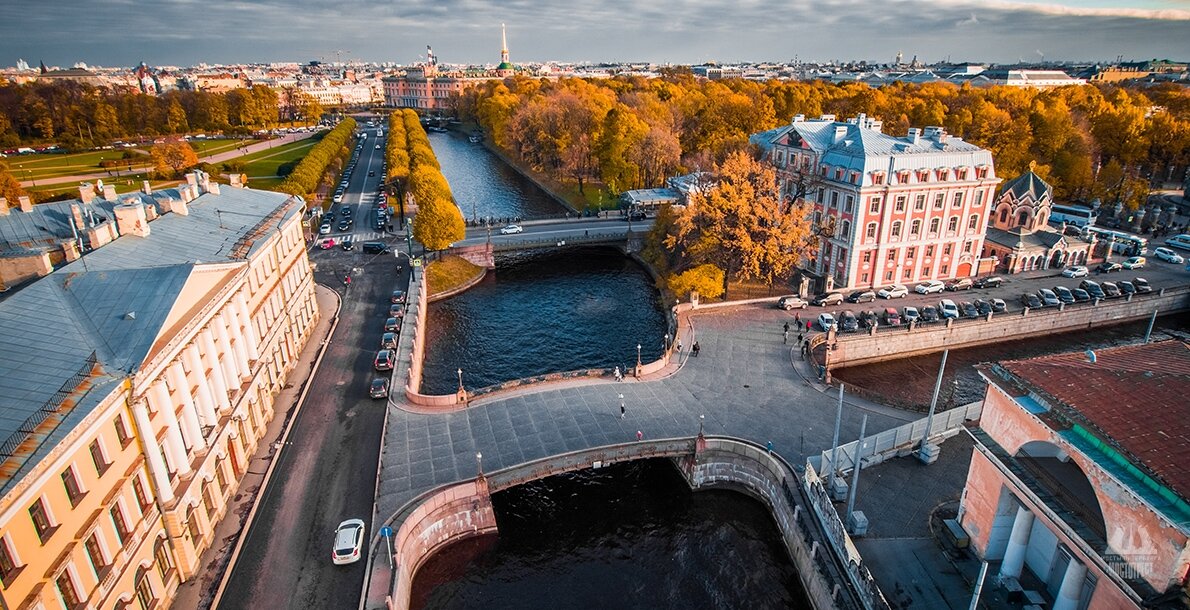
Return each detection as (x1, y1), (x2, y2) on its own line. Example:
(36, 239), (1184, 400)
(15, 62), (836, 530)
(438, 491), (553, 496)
(968, 214), (979, 231)
(891, 221), (903, 239)
(840, 220), (851, 239)
(1017, 210), (1030, 227)
(865, 222), (877, 241)
(911, 219), (922, 236)
(947, 216), (959, 232)
(998, 207), (1009, 224)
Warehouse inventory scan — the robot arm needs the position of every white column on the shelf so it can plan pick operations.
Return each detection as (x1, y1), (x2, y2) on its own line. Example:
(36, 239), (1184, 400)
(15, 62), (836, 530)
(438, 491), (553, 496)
(226, 308), (252, 379)
(214, 315), (243, 384)
(236, 293), (260, 361)
(130, 400), (174, 504)
(147, 380), (191, 475)
(1052, 558), (1088, 610)
(999, 505), (1035, 581)
(201, 330), (232, 412)
(167, 362), (206, 451)
(184, 345), (218, 426)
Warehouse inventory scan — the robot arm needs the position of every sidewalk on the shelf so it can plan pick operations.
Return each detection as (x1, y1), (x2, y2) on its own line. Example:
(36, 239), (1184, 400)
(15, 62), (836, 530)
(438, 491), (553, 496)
(171, 283), (340, 610)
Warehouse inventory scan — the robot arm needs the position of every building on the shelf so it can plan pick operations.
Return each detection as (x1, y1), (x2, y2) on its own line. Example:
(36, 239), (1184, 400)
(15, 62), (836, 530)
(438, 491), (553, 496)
(982, 169), (1093, 273)
(752, 115), (1001, 292)
(383, 26), (515, 111)
(0, 175), (318, 610)
(980, 69), (1086, 89)
(959, 341), (1190, 609)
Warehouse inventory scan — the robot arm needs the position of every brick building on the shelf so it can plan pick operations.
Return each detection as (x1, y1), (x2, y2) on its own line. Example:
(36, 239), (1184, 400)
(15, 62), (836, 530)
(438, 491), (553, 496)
(983, 169), (1093, 273)
(959, 341), (1190, 609)
(752, 115), (1001, 292)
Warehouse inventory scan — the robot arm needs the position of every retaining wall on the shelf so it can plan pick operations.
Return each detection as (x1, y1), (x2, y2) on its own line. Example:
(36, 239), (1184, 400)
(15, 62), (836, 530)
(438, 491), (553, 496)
(828, 287), (1189, 368)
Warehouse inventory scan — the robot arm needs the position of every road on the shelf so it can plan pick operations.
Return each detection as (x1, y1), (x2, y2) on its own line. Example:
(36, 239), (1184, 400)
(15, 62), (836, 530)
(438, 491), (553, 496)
(219, 122), (409, 610)
(452, 216), (655, 247)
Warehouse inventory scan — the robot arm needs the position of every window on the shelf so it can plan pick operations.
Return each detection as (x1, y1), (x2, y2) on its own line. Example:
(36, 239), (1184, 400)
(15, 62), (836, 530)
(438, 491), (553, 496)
(155, 542), (174, 583)
(0, 537), (20, 584)
(931, 193), (944, 209)
(830, 191), (839, 209)
(998, 208), (1009, 224)
(968, 214), (979, 231)
(914, 194), (926, 211)
(865, 223), (877, 241)
(974, 190), (985, 207)
(834, 168), (843, 181)
(926, 245), (935, 257)
(941, 264), (949, 274)
(906, 247), (916, 259)
(911, 219), (922, 237)
(868, 196), (880, 214)
(840, 220), (851, 239)
(85, 533), (107, 574)
(136, 570), (155, 610)
(111, 505), (130, 546)
(947, 217), (958, 233)
(57, 570), (82, 608)
(891, 221), (902, 239)
(115, 415), (132, 448)
(944, 244), (953, 255)
(817, 188), (825, 202)
(861, 273), (869, 283)
(132, 476), (152, 512)
(844, 195), (854, 213)
(903, 269), (913, 279)
(894, 196), (906, 212)
(863, 251), (872, 263)
(887, 249), (897, 262)
(186, 507), (201, 541)
(62, 467), (85, 507)
(964, 241), (973, 253)
(202, 482), (217, 520)
(885, 271), (894, 281)
(929, 218), (941, 235)
(872, 173), (884, 185)
(90, 439), (110, 476)
(29, 498), (55, 543)
(215, 457), (228, 491)
(952, 192), (964, 208)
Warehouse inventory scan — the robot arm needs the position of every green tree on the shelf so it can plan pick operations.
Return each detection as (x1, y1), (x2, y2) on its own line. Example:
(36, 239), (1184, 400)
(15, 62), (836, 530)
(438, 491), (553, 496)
(166, 98), (189, 134)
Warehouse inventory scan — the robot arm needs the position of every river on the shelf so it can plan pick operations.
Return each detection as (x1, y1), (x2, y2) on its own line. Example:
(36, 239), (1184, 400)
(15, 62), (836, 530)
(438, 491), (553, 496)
(429, 131), (567, 221)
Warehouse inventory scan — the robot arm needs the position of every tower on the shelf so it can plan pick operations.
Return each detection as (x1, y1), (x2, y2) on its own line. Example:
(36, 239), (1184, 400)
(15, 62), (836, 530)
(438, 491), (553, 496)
(496, 23), (514, 77)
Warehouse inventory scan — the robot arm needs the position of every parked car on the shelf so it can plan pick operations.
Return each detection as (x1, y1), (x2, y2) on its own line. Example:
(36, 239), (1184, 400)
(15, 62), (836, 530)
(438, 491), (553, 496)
(319, 222), (332, 235)
(846, 289), (877, 304)
(1121, 256), (1146, 270)
(1133, 277), (1153, 294)
(1101, 281), (1121, 298)
(839, 310), (859, 332)
(902, 306), (920, 324)
(374, 349), (395, 371)
(776, 295), (808, 310)
(1153, 247), (1185, 264)
(1118, 281), (1137, 297)
(973, 276), (1004, 289)
(946, 278), (973, 291)
(500, 224), (524, 235)
(877, 284), (908, 299)
(381, 332), (398, 349)
(341, 237), (353, 251)
(816, 313), (837, 331)
(974, 299), (993, 316)
(389, 303), (404, 318)
(859, 310), (879, 329)
(391, 290), (406, 304)
(938, 299), (960, 319)
(337, 219), (352, 231)
(920, 305), (940, 322)
(1020, 292), (1043, 309)
(882, 307), (901, 325)
(1071, 288), (1091, 303)
(332, 519), (366, 565)
(319, 238), (336, 249)
(915, 280), (945, 295)
(990, 298), (1007, 313)
(1079, 279), (1106, 300)
(1062, 266), (1089, 278)
(960, 301), (979, 319)
(384, 317), (401, 332)
(812, 292), (844, 307)
(369, 378), (389, 399)
(1096, 261), (1122, 274)
(1036, 288), (1060, 307)
(1052, 286), (1075, 304)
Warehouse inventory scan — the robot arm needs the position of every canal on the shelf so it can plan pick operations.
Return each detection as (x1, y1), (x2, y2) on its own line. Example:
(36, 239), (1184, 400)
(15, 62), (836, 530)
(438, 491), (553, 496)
(409, 460), (811, 610)
(429, 131), (567, 222)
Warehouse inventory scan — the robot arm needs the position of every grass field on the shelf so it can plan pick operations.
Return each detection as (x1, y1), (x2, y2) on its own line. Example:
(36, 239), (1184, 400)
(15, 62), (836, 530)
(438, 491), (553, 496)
(6, 137), (260, 182)
(26, 172), (180, 200)
(236, 139), (318, 190)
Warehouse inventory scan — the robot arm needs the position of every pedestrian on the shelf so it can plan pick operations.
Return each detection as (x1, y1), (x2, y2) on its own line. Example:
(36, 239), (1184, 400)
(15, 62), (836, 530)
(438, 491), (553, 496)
(614, 366), (622, 382)
(783, 321), (790, 334)
(798, 332), (804, 345)
(783, 329), (789, 344)
(795, 312), (801, 326)
(677, 339), (683, 353)
(636, 430), (643, 441)
(693, 342), (701, 357)
(620, 403), (626, 419)
(766, 440), (773, 454)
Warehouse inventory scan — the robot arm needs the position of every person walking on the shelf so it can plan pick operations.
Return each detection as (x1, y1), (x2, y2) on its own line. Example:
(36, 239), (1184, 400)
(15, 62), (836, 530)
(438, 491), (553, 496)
(620, 403), (626, 419)
(693, 342), (701, 357)
(614, 366), (622, 382)
(797, 332), (804, 345)
(783, 321), (790, 334)
(795, 312), (801, 327)
(783, 329), (789, 344)
(636, 430), (643, 441)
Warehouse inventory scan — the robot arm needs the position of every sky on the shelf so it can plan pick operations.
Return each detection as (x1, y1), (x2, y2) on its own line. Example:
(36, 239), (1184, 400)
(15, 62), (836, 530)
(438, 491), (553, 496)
(0, 0), (1187, 68)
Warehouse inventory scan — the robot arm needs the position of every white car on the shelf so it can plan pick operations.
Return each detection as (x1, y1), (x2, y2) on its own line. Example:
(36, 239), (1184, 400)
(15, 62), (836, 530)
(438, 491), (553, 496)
(499, 224), (524, 235)
(331, 519), (366, 565)
(1062, 266), (1089, 278)
(816, 313), (837, 331)
(915, 280), (945, 295)
(1153, 247), (1184, 264)
(938, 299), (960, 319)
(878, 284), (909, 299)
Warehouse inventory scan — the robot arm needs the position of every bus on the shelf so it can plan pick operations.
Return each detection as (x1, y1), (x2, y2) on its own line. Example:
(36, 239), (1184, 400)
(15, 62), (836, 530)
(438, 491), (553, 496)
(1084, 227), (1149, 256)
(1048, 203), (1098, 228)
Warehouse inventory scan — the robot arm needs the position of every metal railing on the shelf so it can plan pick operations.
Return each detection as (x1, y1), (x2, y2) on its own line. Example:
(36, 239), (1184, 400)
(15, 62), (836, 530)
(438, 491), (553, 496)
(812, 401), (983, 475)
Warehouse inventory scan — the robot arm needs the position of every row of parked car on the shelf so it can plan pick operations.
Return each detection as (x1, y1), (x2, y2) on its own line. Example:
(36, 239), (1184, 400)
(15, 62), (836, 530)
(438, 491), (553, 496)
(370, 289), (407, 398)
(815, 296), (1011, 332)
(1022, 278), (1152, 308)
(778, 276), (1004, 310)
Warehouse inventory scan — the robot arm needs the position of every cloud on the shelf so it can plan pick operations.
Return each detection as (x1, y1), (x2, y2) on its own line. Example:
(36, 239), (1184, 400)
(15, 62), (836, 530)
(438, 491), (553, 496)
(957, 12), (980, 26)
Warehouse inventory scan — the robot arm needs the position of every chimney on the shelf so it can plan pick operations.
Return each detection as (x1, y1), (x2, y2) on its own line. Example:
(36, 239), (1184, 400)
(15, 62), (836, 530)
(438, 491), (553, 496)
(18, 196), (32, 212)
(0, 197), (8, 216)
(923, 126), (947, 141)
(207, 182), (221, 195)
(906, 127), (920, 145)
(185, 172), (199, 193)
(179, 186), (194, 204)
(79, 182), (96, 204)
(114, 201), (151, 237)
(167, 195), (190, 216)
(832, 125), (848, 144)
(819, 113), (836, 122)
(142, 180), (152, 195)
(62, 238), (81, 262)
(144, 204), (159, 221)
(71, 203), (86, 229)
(229, 174), (243, 188)
(199, 171), (211, 194)
(791, 114), (805, 123)
(102, 184), (118, 201)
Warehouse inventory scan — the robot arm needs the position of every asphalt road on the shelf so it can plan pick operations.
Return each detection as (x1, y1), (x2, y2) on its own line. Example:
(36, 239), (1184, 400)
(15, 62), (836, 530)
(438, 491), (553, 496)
(219, 123), (409, 610)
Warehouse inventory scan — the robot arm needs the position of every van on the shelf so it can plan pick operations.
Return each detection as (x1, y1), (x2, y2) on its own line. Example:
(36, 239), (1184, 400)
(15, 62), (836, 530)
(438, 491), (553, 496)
(361, 241), (388, 254)
(1165, 234), (1190, 252)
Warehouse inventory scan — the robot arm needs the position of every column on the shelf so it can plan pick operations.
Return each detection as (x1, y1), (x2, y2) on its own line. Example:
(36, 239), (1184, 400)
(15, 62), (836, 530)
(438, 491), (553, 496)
(234, 293), (260, 361)
(147, 380), (191, 475)
(167, 363), (206, 451)
(1052, 558), (1088, 610)
(184, 345), (218, 426)
(214, 315), (243, 385)
(130, 400), (175, 504)
(201, 330), (231, 412)
(226, 308), (252, 380)
(999, 504), (1035, 581)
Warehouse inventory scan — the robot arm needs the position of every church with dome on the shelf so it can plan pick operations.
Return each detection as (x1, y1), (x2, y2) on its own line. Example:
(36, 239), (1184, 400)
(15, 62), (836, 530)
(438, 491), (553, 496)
(981, 167), (1094, 274)
(382, 24), (518, 110)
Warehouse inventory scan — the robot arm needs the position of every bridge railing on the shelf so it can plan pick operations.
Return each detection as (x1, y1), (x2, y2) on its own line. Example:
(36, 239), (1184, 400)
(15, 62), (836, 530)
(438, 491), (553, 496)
(484, 231), (635, 251)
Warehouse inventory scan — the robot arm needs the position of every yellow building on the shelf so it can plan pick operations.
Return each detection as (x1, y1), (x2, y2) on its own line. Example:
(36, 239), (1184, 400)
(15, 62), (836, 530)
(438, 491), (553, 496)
(0, 173), (317, 610)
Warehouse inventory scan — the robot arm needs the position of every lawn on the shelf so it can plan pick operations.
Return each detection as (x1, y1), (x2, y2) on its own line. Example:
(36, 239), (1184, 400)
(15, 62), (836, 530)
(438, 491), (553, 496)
(26, 172), (180, 200)
(236, 139), (318, 190)
(426, 255), (484, 296)
(187, 138), (252, 156)
(8, 149), (153, 181)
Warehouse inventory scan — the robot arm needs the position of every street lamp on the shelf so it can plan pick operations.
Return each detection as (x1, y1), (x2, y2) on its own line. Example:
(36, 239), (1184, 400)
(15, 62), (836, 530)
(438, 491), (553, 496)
(457, 368), (464, 391)
(664, 333), (670, 351)
(699, 414), (705, 436)
(405, 232), (412, 257)
(476, 452), (483, 476)
(636, 343), (642, 370)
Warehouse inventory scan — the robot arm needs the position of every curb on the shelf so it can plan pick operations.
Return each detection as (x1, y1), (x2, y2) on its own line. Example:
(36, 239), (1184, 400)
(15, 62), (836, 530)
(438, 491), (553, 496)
(209, 285), (343, 609)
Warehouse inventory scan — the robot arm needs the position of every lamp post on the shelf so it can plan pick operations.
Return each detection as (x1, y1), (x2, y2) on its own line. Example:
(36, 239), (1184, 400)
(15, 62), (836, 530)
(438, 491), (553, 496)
(664, 333), (670, 352)
(636, 343), (642, 371)
(476, 452), (483, 476)
(405, 232), (412, 257)
(698, 414), (705, 436)
(457, 367), (464, 391)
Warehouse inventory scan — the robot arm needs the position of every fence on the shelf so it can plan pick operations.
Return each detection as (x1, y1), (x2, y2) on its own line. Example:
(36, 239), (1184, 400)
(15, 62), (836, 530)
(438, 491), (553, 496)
(810, 401), (983, 476)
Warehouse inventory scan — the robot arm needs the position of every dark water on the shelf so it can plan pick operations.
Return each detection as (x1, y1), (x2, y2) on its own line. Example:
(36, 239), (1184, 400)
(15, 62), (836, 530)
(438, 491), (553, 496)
(421, 248), (668, 394)
(833, 313), (1190, 410)
(429, 131), (567, 221)
(410, 459), (811, 610)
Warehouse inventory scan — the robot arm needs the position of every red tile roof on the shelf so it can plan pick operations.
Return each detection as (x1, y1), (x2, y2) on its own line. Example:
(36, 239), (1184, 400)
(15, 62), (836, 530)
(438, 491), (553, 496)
(1000, 340), (1190, 501)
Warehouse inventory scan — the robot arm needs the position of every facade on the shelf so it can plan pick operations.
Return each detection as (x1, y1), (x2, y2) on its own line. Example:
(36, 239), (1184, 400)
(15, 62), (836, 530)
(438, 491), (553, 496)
(983, 170), (1093, 273)
(0, 174), (318, 610)
(981, 69), (1087, 89)
(752, 115), (1001, 291)
(383, 27), (515, 110)
(960, 341), (1190, 610)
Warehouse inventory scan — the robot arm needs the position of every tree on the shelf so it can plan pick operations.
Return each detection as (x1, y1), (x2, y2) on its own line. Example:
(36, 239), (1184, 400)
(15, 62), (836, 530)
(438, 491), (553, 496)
(412, 197), (464, 251)
(0, 160), (27, 204)
(667, 264), (724, 301)
(150, 140), (199, 178)
(166, 98), (189, 134)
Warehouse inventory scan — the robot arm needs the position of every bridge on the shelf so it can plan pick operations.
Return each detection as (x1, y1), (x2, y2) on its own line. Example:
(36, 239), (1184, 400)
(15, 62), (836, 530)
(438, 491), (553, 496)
(448, 217), (653, 268)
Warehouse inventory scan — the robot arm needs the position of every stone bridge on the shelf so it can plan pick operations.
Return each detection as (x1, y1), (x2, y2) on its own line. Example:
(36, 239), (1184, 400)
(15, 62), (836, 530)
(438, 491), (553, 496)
(449, 229), (646, 269)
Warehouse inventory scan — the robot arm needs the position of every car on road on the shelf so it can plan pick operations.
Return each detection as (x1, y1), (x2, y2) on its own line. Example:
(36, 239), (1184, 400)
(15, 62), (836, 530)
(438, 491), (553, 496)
(389, 303), (404, 318)
(812, 292), (844, 307)
(384, 317), (400, 332)
(391, 290), (406, 304)
(903, 306), (920, 324)
(776, 295), (808, 310)
(319, 222), (332, 235)
(1133, 277), (1152, 294)
(1062, 266), (1089, 278)
(846, 289), (877, 304)
(1096, 261), (1122, 274)
(877, 284), (908, 299)
(1052, 286), (1075, 304)
(859, 310), (879, 329)
(500, 224), (524, 235)
(369, 378), (389, 399)
(974, 299), (992, 316)
(1121, 256), (1146, 269)
(973, 276), (1004, 289)
(915, 280), (945, 295)
(1036, 288), (1060, 307)
(920, 305), (940, 323)
(1020, 292), (1043, 309)
(960, 301), (979, 319)
(362, 241), (388, 254)
(945, 278), (973, 291)
(990, 298), (1007, 313)
(1101, 281), (1122, 298)
(374, 349), (395, 371)
(333, 193), (343, 203)
(883, 307), (901, 325)
(938, 299), (960, 319)
(839, 310), (859, 332)
(1071, 288), (1091, 303)
(816, 313), (837, 331)
(337, 219), (351, 231)
(1079, 279), (1106, 300)
(1153, 247), (1185, 264)
(319, 238), (335, 249)
(1118, 281), (1137, 297)
(368, 170), (375, 177)
(341, 237), (353, 251)
(332, 519), (366, 565)
(381, 332), (398, 349)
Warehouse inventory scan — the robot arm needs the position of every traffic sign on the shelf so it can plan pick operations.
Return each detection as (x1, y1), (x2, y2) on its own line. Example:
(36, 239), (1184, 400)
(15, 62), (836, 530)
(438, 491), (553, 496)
(412, 258), (423, 267)
(380, 526), (393, 538)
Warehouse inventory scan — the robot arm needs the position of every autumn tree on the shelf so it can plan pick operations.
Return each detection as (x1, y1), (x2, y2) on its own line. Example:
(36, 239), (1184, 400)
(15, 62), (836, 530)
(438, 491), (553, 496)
(667, 264), (724, 301)
(150, 140), (199, 178)
(412, 197), (465, 251)
(0, 160), (27, 204)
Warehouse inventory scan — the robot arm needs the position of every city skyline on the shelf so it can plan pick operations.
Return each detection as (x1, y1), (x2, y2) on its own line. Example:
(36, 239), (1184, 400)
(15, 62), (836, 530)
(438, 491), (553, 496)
(0, 0), (1188, 69)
